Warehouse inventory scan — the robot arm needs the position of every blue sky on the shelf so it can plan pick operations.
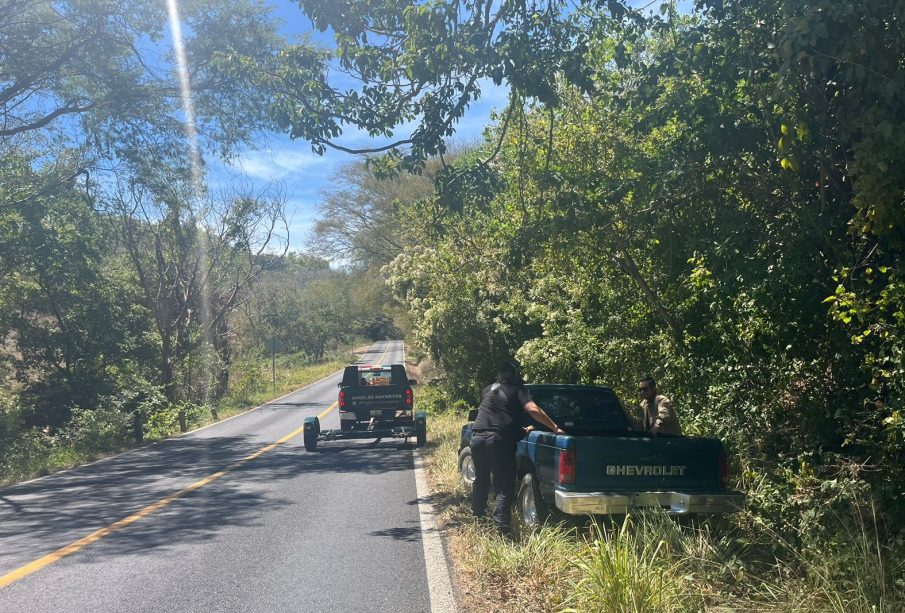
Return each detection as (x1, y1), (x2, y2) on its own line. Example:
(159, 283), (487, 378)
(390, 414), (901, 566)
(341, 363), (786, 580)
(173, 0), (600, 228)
(209, 0), (687, 250)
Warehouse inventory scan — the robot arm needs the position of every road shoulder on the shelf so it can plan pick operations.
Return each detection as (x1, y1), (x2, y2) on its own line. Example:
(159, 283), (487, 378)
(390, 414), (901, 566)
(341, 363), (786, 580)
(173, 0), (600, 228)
(414, 448), (459, 612)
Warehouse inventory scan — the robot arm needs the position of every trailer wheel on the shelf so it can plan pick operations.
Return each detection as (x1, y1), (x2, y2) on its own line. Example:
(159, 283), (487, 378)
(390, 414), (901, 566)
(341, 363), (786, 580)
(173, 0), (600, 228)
(458, 447), (475, 487)
(303, 416), (319, 452)
(416, 421), (427, 447)
(517, 473), (549, 530)
(303, 431), (317, 452)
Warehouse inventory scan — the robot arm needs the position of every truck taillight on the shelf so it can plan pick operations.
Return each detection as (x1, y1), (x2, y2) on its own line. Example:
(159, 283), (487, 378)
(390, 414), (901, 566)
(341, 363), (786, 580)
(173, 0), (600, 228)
(405, 388), (413, 406)
(558, 448), (576, 485)
(339, 390), (346, 409)
(718, 453), (729, 487)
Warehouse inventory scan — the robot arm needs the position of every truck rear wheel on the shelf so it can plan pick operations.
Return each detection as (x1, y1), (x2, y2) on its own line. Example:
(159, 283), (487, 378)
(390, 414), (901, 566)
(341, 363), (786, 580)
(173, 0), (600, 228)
(517, 473), (549, 529)
(458, 447), (475, 487)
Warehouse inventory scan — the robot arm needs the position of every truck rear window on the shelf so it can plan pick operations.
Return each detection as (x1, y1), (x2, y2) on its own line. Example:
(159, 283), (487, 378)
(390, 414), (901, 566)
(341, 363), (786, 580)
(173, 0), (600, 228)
(360, 369), (392, 386)
(341, 363), (410, 387)
(527, 387), (629, 434)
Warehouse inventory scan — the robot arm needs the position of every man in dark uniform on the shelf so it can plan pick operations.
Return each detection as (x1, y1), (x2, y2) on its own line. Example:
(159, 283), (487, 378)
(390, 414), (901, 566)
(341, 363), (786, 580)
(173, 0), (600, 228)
(470, 361), (564, 533)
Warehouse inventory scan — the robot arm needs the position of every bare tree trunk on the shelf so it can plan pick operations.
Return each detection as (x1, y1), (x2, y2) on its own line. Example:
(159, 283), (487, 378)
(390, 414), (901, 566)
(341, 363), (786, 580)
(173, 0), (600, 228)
(212, 313), (231, 400)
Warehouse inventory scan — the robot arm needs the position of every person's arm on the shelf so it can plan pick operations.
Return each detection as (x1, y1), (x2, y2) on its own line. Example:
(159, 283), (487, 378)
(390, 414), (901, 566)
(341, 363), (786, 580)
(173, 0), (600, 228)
(651, 397), (674, 434)
(524, 401), (566, 435)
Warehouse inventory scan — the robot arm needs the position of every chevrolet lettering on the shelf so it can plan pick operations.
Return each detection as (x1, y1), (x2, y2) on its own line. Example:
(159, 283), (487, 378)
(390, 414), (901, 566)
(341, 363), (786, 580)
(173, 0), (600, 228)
(606, 465), (687, 477)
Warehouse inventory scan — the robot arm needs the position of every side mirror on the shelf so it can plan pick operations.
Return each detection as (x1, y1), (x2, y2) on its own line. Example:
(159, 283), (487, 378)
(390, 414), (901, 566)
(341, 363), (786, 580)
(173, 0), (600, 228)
(467, 409), (478, 421)
(337, 383), (342, 388)
(408, 379), (418, 386)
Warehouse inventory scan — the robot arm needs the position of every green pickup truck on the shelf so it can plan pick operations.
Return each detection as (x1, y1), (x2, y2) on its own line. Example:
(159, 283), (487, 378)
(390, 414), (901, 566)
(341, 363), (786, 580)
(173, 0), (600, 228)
(303, 363), (425, 450)
(458, 384), (745, 527)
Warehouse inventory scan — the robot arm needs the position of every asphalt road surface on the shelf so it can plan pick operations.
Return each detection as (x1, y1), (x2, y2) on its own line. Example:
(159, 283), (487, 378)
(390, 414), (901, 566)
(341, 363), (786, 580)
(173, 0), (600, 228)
(0, 341), (450, 613)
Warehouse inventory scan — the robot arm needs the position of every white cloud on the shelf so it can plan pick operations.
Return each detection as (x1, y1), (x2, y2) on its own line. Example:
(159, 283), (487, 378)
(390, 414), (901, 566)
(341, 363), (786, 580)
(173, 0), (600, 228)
(231, 147), (330, 181)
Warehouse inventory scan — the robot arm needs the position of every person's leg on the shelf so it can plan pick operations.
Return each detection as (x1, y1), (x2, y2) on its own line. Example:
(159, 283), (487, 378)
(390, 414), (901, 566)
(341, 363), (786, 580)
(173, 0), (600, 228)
(469, 433), (492, 518)
(489, 435), (518, 531)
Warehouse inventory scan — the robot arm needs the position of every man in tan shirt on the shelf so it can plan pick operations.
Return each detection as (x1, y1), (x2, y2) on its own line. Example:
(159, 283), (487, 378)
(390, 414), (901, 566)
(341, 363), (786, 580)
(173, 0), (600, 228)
(631, 376), (683, 436)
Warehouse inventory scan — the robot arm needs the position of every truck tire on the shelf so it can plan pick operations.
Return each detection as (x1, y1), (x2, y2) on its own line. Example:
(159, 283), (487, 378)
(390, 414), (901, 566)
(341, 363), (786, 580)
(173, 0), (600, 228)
(517, 473), (549, 529)
(458, 447), (476, 487)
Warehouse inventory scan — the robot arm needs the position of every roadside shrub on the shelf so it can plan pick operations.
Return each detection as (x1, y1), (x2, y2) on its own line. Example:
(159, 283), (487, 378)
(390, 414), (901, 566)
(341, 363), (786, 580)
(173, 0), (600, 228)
(227, 351), (268, 405)
(740, 498), (905, 613)
(144, 401), (211, 440)
(0, 392), (51, 482)
(416, 385), (471, 416)
(59, 405), (132, 454)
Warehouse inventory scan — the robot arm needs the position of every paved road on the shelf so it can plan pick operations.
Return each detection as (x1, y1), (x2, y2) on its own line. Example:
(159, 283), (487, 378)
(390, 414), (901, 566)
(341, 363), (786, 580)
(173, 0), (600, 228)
(0, 341), (445, 613)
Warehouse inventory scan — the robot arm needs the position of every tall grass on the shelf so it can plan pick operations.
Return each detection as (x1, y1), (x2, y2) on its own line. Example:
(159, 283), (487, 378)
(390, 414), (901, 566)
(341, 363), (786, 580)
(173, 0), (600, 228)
(743, 499), (905, 613)
(566, 516), (690, 613)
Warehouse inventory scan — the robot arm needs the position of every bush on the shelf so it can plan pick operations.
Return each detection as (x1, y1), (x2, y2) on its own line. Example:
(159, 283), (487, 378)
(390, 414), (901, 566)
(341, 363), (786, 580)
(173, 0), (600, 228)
(0, 392), (51, 483)
(59, 405), (132, 454)
(144, 401), (211, 440)
(227, 351), (268, 405)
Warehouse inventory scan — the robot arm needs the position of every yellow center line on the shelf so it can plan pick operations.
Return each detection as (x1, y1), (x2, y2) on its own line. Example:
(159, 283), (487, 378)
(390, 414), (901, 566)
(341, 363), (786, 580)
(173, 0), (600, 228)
(0, 400), (340, 590)
(373, 340), (392, 367)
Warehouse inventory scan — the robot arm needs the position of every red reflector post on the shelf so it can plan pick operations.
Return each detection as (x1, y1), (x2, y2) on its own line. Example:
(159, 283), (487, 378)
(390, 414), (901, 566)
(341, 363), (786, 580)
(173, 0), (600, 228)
(339, 390), (346, 409)
(558, 448), (576, 485)
(718, 453), (729, 487)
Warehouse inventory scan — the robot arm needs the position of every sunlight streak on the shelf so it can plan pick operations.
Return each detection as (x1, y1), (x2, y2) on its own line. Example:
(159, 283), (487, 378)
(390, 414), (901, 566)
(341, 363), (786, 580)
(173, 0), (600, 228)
(165, 0), (203, 194)
(166, 0), (213, 402)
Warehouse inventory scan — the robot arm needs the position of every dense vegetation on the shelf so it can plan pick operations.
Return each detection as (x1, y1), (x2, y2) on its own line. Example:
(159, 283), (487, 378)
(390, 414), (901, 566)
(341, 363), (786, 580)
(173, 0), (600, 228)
(301, 0), (905, 608)
(303, 0), (905, 530)
(0, 0), (399, 482)
(3, 0), (904, 608)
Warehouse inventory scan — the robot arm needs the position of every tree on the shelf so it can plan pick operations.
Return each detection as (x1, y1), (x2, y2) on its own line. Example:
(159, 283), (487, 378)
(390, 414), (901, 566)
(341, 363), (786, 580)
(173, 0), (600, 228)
(102, 175), (288, 421)
(271, 0), (602, 172)
(309, 153), (453, 267)
(0, 150), (153, 426)
(1, 0), (284, 148)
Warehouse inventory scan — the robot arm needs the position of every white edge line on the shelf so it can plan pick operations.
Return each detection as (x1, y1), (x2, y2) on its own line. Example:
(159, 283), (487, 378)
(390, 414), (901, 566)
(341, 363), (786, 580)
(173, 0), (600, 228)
(413, 448), (459, 613)
(7, 343), (386, 490)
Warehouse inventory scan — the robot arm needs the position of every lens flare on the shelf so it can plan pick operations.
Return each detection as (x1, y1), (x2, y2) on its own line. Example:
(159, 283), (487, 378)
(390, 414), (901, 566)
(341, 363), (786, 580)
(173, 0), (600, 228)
(165, 0), (203, 194)
(166, 0), (213, 402)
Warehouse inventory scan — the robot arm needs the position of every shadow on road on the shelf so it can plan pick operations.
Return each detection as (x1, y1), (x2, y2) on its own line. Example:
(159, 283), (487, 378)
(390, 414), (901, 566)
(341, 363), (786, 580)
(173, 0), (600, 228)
(367, 524), (423, 542)
(0, 434), (415, 569)
(266, 401), (324, 410)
